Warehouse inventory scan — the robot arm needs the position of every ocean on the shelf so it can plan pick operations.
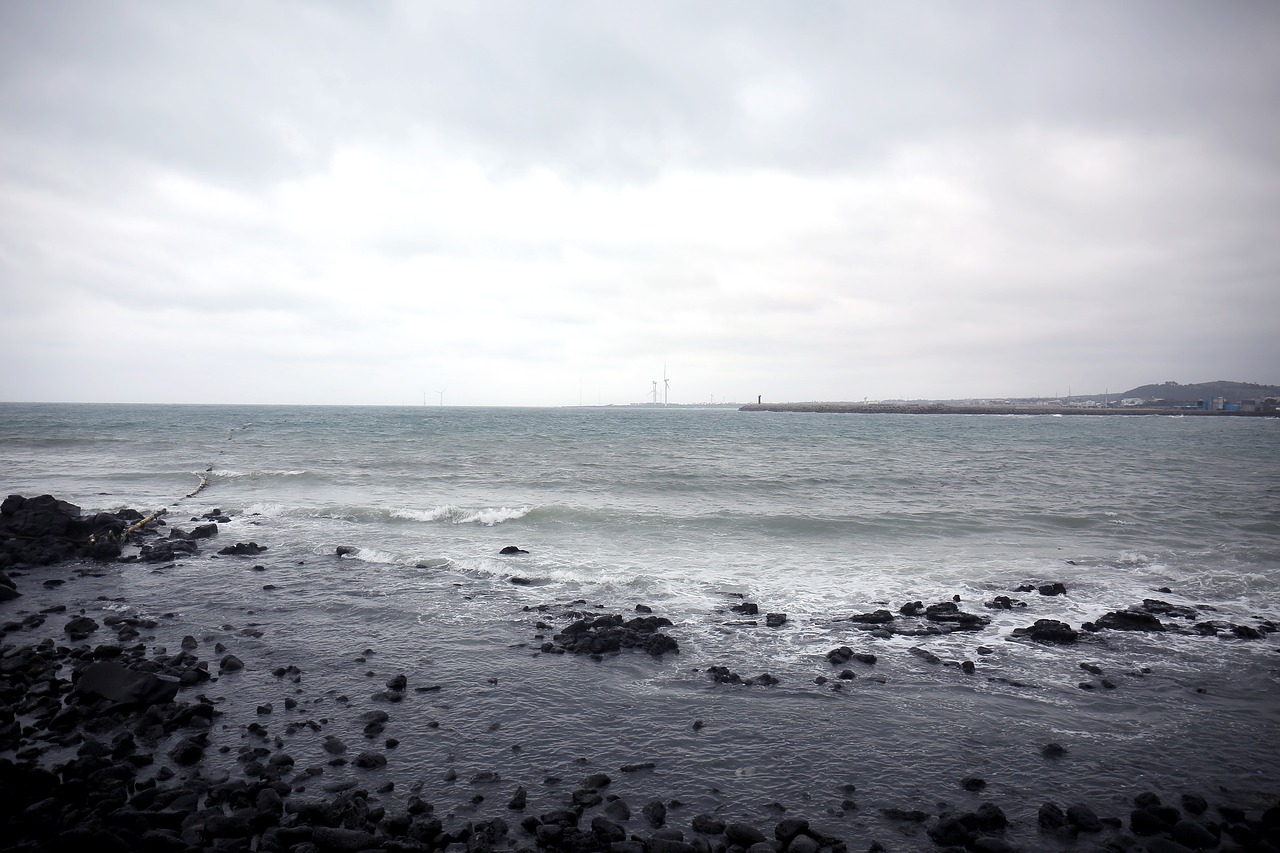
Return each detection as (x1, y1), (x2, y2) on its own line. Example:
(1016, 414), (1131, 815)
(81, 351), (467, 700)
(2, 402), (1278, 845)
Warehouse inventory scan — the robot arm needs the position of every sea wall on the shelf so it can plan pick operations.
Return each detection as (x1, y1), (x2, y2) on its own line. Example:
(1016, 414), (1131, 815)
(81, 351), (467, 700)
(737, 403), (1274, 416)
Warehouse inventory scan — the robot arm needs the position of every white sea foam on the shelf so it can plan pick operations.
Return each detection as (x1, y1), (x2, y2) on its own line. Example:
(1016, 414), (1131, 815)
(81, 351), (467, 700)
(391, 506), (457, 522)
(456, 506), (531, 525)
(390, 505), (533, 525)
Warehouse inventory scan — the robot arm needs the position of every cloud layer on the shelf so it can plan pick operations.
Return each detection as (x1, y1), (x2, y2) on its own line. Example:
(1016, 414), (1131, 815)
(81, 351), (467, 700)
(2, 1), (1277, 405)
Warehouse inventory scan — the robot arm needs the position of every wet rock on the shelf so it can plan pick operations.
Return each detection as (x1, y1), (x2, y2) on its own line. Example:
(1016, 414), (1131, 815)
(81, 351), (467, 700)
(985, 596), (1026, 610)
(508, 786), (527, 810)
(765, 613), (787, 627)
(725, 823), (767, 846)
(219, 654), (244, 672)
(64, 615), (99, 640)
(910, 647), (941, 665)
(499, 546), (528, 555)
(73, 660), (180, 707)
(591, 815), (626, 844)
(1066, 803), (1103, 832)
(1172, 819), (1218, 850)
(1092, 609), (1166, 632)
(1041, 743), (1067, 759)
(188, 523), (218, 539)
(643, 799), (668, 827)
(826, 646), (854, 664)
(774, 818), (810, 845)
(731, 602), (759, 616)
(1038, 802), (1067, 831)
(354, 751), (387, 768)
(1142, 599), (1198, 619)
(551, 613), (679, 657)
(1039, 582), (1067, 596)
(139, 538), (200, 562)
(218, 542), (267, 555)
(169, 733), (207, 765)
(1180, 794), (1208, 816)
(922, 602), (991, 630)
(312, 826), (377, 851)
(849, 609), (894, 624)
(620, 762), (656, 773)
(1012, 619), (1079, 644)
(691, 814), (726, 835)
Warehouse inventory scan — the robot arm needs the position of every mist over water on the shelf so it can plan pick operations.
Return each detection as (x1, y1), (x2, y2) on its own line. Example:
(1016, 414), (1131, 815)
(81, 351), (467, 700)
(2, 403), (1278, 841)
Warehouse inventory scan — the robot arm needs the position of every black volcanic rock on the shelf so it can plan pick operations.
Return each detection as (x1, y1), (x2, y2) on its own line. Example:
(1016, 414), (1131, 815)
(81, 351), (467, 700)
(218, 542), (267, 556)
(1094, 610), (1165, 631)
(0, 494), (130, 571)
(72, 660), (181, 707)
(551, 613), (679, 657)
(1012, 619), (1079, 644)
(849, 609), (894, 624)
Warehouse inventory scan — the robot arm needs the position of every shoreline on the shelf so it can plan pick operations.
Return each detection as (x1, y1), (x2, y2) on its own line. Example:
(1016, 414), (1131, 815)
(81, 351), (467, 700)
(3, 496), (1280, 852)
(737, 403), (1277, 417)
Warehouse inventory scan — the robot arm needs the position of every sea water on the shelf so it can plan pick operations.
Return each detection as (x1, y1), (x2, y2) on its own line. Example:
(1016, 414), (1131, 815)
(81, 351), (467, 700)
(1, 403), (1278, 843)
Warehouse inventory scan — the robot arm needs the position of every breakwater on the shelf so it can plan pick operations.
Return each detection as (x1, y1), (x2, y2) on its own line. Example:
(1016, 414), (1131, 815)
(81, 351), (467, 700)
(738, 403), (1273, 416)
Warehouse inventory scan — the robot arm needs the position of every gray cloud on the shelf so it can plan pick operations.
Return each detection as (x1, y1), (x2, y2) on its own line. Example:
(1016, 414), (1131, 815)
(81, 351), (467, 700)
(1, 0), (1277, 405)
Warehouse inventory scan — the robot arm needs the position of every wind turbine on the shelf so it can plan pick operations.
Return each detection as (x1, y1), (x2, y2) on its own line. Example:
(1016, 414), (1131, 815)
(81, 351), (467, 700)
(437, 389), (445, 407)
(663, 365), (670, 406)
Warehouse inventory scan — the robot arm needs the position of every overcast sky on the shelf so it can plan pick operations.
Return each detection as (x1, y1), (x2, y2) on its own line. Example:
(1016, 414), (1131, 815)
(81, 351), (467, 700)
(2, 1), (1277, 406)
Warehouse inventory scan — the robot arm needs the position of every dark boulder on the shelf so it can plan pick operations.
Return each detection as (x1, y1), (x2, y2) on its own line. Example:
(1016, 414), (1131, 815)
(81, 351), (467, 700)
(923, 602), (991, 630)
(65, 615), (100, 640)
(499, 546), (528, 555)
(73, 660), (181, 707)
(188, 523), (219, 539)
(849, 609), (894, 624)
(1095, 610), (1165, 632)
(218, 542), (267, 556)
(139, 538), (200, 562)
(1012, 619), (1079, 645)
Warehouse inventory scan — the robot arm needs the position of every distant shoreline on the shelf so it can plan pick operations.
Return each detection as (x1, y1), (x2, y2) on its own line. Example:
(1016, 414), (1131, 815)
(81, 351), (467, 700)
(739, 402), (1278, 417)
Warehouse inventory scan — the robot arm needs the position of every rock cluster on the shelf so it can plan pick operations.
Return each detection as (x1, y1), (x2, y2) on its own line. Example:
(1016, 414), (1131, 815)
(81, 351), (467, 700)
(545, 613), (680, 658)
(841, 600), (991, 637)
(0, 494), (136, 578)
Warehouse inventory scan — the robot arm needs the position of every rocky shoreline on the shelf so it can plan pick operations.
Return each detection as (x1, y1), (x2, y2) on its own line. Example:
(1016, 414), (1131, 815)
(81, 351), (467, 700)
(3, 494), (1280, 852)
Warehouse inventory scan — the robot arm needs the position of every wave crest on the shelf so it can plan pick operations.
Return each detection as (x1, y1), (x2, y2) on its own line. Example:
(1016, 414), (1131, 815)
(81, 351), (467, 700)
(391, 505), (532, 526)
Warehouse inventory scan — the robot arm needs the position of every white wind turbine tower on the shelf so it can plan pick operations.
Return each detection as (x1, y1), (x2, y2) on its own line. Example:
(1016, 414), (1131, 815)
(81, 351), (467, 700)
(663, 365), (670, 406)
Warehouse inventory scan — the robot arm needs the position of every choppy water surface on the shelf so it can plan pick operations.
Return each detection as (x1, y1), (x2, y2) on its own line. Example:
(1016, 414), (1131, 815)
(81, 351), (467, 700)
(2, 403), (1278, 844)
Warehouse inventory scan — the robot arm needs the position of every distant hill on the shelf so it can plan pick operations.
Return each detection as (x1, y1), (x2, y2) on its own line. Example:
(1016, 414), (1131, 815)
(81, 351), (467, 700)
(1116, 380), (1280, 402)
